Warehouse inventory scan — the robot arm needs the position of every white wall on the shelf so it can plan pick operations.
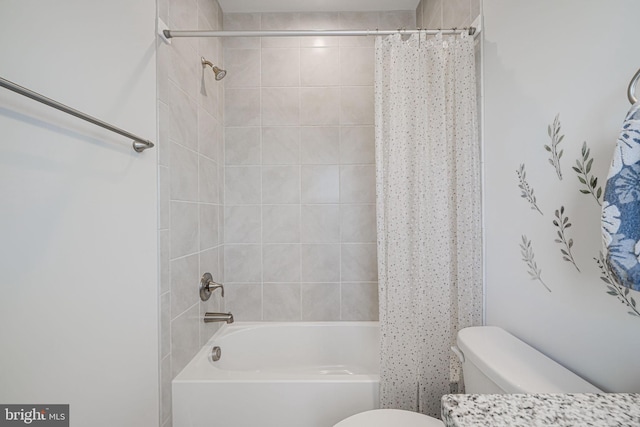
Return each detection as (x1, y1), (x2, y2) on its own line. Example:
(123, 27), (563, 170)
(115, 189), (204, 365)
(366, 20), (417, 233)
(483, 0), (640, 392)
(0, 1), (159, 425)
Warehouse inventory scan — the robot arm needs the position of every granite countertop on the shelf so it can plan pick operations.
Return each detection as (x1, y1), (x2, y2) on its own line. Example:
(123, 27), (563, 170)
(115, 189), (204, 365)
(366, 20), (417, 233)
(441, 393), (640, 427)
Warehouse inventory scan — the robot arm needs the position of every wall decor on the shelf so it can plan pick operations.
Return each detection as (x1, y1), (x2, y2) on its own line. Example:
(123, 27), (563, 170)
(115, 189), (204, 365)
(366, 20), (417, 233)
(520, 235), (551, 292)
(545, 114), (564, 180)
(552, 206), (580, 272)
(573, 141), (603, 206)
(517, 164), (543, 215)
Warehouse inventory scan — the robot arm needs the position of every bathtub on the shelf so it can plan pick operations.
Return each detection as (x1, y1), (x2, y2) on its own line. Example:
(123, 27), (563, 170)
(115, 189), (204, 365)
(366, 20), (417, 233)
(172, 321), (380, 427)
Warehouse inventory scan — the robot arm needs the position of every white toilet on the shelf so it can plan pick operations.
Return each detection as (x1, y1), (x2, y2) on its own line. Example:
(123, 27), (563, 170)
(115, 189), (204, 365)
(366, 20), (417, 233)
(334, 326), (602, 427)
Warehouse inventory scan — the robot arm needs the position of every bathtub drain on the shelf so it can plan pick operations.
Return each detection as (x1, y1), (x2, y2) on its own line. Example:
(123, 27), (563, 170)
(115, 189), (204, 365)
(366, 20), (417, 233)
(211, 346), (221, 362)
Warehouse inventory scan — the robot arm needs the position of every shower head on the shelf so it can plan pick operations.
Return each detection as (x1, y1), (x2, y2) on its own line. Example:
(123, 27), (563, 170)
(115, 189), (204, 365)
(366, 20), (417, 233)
(211, 66), (226, 81)
(201, 57), (227, 81)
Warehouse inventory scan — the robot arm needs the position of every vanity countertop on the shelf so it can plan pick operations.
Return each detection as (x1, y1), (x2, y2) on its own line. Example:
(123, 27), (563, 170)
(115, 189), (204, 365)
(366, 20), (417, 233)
(441, 393), (640, 427)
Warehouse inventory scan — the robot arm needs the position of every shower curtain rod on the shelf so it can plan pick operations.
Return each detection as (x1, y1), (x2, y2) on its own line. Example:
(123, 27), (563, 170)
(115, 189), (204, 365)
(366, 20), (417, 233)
(163, 27), (476, 39)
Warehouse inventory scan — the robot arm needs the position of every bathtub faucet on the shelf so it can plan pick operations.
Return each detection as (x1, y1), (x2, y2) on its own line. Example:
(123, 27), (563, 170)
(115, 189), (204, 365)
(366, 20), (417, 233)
(204, 312), (234, 324)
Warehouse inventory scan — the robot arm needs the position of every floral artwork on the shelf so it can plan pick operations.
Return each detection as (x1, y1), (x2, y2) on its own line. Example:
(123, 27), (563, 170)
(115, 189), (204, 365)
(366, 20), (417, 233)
(602, 102), (640, 292)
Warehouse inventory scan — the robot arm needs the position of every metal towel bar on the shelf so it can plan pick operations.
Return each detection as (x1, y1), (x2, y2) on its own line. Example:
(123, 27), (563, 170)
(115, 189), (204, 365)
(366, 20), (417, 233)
(0, 76), (155, 153)
(628, 67), (640, 105)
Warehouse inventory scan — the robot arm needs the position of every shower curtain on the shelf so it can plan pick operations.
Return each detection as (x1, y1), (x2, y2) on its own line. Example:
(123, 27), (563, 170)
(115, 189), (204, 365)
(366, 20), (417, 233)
(375, 32), (482, 417)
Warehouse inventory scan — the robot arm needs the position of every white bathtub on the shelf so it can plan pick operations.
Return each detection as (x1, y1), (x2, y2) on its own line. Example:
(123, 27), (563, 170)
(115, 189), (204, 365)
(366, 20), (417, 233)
(172, 322), (380, 427)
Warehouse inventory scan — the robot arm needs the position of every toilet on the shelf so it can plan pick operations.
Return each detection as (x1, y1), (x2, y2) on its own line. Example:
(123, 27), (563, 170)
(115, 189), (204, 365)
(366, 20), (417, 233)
(334, 326), (602, 427)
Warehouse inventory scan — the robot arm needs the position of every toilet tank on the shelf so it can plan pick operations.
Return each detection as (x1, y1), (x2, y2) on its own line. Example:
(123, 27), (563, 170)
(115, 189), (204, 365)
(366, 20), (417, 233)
(456, 326), (602, 394)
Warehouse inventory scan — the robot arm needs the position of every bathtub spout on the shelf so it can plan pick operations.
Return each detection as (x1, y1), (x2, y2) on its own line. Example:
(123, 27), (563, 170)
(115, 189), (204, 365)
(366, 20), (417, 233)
(204, 312), (234, 324)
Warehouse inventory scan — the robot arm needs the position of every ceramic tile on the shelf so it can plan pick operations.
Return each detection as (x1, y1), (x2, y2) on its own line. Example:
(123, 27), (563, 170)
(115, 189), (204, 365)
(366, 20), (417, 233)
(224, 205), (261, 243)
(198, 107), (219, 162)
(159, 166), (171, 230)
(301, 165), (339, 203)
(262, 88), (300, 126)
(263, 283), (301, 321)
(222, 13), (261, 49)
(225, 127), (261, 165)
(224, 88), (261, 127)
(341, 243), (378, 282)
(262, 13), (300, 48)
(170, 253), (199, 319)
(262, 127), (300, 165)
(263, 205), (300, 243)
(224, 166), (261, 204)
(338, 12), (377, 47)
(341, 204), (376, 243)
(223, 48), (260, 88)
(158, 101), (170, 167)
(262, 244), (301, 282)
(300, 127), (339, 164)
(298, 12), (341, 48)
(425, 0), (443, 29)
(443, 0), (471, 28)
(300, 47), (340, 87)
(224, 244), (262, 282)
(170, 142), (198, 202)
(340, 165), (375, 203)
(160, 292), (171, 358)
(171, 304), (200, 377)
(160, 354), (172, 423)
(340, 47), (374, 86)
(262, 165), (300, 204)
(224, 283), (262, 320)
(340, 86), (374, 125)
(160, 229), (171, 294)
(300, 244), (340, 282)
(301, 283), (341, 321)
(262, 48), (300, 87)
(169, 38), (199, 100)
(378, 10), (416, 29)
(340, 126), (375, 164)
(199, 155), (218, 203)
(169, 83), (198, 150)
(199, 204), (219, 250)
(199, 247), (220, 282)
(170, 0), (198, 35)
(197, 0), (218, 29)
(300, 87), (340, 126)
(341, 282), (379, 320)
(301, 204), (340, 243)
(471, 0), (480, 23)
(170, 202), (198, 258)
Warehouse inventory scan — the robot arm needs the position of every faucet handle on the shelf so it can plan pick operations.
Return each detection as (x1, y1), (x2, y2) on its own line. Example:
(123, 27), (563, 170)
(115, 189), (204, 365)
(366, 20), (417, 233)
(200, 272), (224, 301)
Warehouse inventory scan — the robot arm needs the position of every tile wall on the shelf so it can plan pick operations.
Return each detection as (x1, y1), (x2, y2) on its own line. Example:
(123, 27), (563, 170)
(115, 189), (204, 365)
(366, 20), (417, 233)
(157, 0), (224, 425)
(415, 0), (481, 29)
(221, 11), (414, 322)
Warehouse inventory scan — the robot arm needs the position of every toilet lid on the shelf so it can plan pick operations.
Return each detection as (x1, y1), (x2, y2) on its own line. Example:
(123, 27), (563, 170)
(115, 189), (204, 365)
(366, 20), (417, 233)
(334, 409), (444, 427)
